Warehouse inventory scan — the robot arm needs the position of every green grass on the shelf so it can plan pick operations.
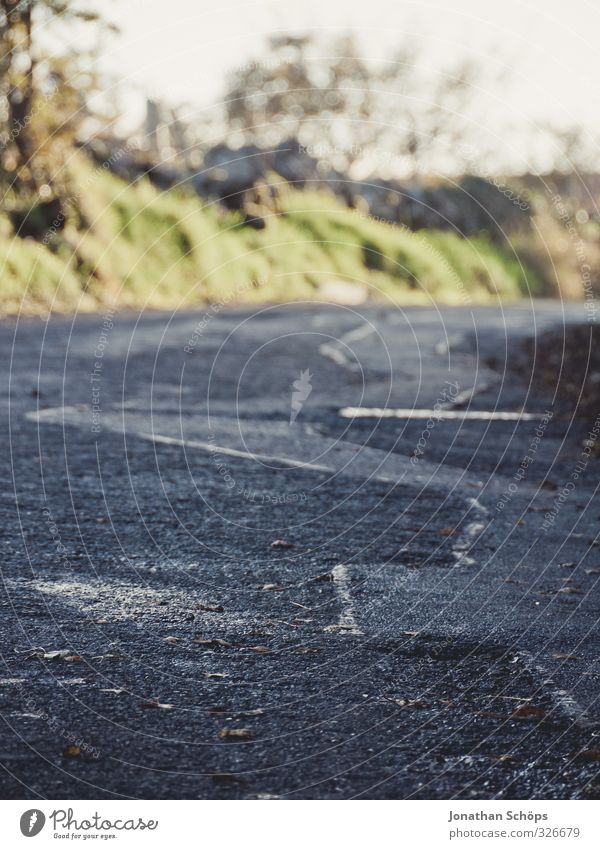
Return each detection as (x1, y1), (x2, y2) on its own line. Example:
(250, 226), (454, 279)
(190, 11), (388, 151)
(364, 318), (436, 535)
(0, 155), (546, 315)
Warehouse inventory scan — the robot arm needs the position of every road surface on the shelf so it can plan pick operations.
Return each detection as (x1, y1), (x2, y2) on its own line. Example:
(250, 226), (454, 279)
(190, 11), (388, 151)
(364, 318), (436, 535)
(1, 300), (599, 799)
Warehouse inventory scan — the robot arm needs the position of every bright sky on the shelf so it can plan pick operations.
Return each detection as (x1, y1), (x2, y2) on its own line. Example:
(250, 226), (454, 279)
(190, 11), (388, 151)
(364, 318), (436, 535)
(100, 0), (600, 170)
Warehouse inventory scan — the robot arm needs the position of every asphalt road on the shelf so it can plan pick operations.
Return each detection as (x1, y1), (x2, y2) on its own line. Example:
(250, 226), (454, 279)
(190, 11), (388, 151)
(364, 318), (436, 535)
(1, 300), (600, 800)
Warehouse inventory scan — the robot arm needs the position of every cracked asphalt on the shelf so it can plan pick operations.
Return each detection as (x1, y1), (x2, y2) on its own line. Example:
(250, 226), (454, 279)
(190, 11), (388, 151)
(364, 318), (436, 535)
(1, 300), (600, 799)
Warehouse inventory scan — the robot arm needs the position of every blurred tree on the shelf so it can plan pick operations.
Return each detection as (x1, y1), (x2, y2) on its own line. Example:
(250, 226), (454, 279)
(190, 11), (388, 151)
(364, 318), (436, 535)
(546, 124), (600, 174)
(223, 33), (483, 176)
(0, 0), (114, 198)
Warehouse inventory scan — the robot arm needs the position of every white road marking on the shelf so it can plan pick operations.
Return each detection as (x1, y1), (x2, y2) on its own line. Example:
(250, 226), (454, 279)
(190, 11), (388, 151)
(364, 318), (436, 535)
(150, 417), (493, 576)
(318, 341), (351, 367)
(452, 497), (489, 567)
(32, 404), (88, 420)
(340, 407), (539, 421)
(342, 322), (377, 344)
(434, 332), (465, 356)
(27, 406), (490, 491)
(520, 651), (593, 728)
(29, 403), (500, 577)
(444, 382), (495, 408)
(328, 564), (363, 636)
(21, 576), (259, 630)
(137, 431), (336, 473)
(318, 321), (376, 369)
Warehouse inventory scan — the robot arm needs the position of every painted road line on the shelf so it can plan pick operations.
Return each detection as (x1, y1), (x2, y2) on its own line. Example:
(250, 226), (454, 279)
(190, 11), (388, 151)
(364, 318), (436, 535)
(319, 321), (376, 369)
(137, 431), (336, 474)
(452, 497), (489, 567)
(327, 564), (364, 636)
(340, 407), (540, 421)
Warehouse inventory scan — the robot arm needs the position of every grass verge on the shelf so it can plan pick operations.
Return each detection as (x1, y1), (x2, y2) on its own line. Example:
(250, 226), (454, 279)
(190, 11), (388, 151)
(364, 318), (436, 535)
(0, 156), (548, 315)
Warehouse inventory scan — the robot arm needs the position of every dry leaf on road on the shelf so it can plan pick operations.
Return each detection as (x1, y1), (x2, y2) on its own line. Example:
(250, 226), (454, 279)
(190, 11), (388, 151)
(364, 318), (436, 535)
(141, 699), (174, 710)
(218, 727), (252, 740)
(194, 638), (233, 648)
(511, 703), (545, 718)
(63, 746), (81, 758)
(574, 749), (600, 762)
(271, 539), (293, 549)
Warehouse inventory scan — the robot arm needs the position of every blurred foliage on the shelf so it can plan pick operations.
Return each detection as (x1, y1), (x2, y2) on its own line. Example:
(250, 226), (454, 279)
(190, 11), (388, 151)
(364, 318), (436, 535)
(0, 153), (544, 316)
(0, 14), (594, 312)
(223, 33), (491, 176)
(0, 0), (113, 201)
